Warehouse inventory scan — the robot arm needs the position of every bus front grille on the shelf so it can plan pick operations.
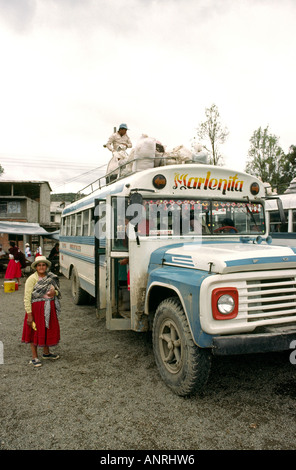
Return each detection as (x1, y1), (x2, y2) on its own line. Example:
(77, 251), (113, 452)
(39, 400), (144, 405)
(246, 276), (296, 323)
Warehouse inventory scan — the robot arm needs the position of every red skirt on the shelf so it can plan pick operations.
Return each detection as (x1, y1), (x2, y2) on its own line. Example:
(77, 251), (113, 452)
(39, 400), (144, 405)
(5, 260), (22, 279)
(22, 299), (60, 347)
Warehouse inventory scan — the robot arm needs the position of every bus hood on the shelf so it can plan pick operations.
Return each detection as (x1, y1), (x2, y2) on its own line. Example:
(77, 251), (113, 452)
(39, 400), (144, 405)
(159, 242), (296, 274)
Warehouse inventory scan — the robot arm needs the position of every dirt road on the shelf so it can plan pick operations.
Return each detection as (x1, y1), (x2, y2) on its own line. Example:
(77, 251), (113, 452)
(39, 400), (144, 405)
(0, 276), (295, 450)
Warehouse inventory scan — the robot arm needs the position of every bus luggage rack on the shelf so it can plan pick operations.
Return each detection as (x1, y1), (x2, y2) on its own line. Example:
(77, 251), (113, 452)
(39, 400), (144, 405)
(75, 156), (198, 200)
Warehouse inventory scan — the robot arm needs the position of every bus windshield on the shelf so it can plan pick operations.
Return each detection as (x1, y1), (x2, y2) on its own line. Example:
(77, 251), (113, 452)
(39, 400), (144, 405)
(135, 198), (265, 236)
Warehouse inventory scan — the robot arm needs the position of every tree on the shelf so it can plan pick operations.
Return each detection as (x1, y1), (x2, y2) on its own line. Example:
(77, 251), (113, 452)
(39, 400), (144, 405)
(0, 163), (4, 176)
(245, 126), (285, 192)
(277, 145), (296, 194)
(193, 104), (229, 166)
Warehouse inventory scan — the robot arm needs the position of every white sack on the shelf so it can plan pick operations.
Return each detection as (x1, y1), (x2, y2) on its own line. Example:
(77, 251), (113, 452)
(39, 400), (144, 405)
(162, 145), (193, 165)
(171, 145), (193, 163)
(132, 135), (156, 172)
(106, 150), (128, 177)
(192, 143), (208, 164)
(121, 149), (134, 176)
(192, 151), (208, 164)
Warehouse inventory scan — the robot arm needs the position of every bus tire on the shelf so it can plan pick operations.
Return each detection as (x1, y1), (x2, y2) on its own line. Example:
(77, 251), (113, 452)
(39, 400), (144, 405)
(152, 297), (212, 397)
(71, 267), (89, 305)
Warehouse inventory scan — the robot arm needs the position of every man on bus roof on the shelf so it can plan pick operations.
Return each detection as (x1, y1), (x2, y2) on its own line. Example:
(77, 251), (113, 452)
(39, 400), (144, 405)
(105, 123), (132, 152)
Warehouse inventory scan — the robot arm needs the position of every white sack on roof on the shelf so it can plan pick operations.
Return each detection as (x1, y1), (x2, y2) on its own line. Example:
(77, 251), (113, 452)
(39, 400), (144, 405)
(171, 145), (193, 163)
(192, 143), (208, 164)
(106, 150), (129, 178)
(132, 134), (156, 172)
(163, 145), (194, 165)
(121, 148), (135, 176)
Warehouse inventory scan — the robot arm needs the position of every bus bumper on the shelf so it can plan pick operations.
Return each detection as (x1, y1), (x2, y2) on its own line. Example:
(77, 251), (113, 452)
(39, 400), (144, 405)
(211, 326), (296, 356)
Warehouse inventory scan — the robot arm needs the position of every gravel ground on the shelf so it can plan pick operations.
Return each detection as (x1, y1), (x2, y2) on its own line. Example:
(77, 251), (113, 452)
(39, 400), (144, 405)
(0, 275), (296, 451)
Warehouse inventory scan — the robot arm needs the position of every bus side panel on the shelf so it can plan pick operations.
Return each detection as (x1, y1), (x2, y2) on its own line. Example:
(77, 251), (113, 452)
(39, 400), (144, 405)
(60, 237), (95, 297)
(128, 238), (185, 332)
(97, 255), (107, 310)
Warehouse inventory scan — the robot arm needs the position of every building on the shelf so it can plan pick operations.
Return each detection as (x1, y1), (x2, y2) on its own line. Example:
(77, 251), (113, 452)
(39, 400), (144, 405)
(50, 201), (70, 230)
(0, 180), (52, 252)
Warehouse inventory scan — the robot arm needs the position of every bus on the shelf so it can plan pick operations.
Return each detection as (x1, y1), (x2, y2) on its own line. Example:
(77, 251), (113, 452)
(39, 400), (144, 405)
(60, 161), (296, 396)
(266, 190), (296, 247)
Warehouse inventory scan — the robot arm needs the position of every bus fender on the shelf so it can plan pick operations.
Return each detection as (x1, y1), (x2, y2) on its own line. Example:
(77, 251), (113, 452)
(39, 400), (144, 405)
(145, 281), (196, 340)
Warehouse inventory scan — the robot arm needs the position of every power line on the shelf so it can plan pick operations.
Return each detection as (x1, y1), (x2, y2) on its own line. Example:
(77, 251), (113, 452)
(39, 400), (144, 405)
(52, 164), (107, 188)
(0, 159), (98, 170)
(0, 153), (108, 169)
(0, 152), (99, 162)
(0, 152), (108, 191)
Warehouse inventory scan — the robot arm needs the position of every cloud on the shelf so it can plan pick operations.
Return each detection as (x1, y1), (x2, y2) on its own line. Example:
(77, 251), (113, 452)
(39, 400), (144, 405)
(0, 0), (296, 192)
(0, 0), (37, 32)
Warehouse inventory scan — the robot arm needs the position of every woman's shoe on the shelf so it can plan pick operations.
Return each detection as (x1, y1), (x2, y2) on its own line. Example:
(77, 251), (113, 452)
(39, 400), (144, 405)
(29, 358), (42, 367)
(42, 353), (60, 360)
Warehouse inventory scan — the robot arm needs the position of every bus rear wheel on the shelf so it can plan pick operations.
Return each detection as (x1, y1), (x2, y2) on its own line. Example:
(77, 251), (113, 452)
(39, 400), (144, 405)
(71, 267), (89, 305)
(152, 297), (212, 397)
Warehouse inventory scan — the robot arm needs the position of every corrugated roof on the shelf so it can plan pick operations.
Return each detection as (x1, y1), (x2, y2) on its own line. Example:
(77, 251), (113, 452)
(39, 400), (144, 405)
(0, 180), (52, 190)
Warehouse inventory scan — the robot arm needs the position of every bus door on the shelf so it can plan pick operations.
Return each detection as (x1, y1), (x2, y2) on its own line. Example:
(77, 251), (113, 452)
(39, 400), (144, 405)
(106, 196), (131, 330)
(94, 199), (107, 318)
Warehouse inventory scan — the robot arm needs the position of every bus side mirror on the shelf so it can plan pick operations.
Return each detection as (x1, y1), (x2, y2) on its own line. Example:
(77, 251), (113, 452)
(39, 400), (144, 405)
(277, 198), (286, 225)
(129, 192), (143, 207)
(265, 196), (286, 225)
(127, 192), (143, 226)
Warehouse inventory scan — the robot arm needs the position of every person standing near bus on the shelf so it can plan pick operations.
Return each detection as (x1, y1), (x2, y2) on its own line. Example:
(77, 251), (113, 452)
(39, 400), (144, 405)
(48, 242), (60, 274)
(105, 123), (132, 152)
(5, 241), (22, 286)
(35, 245), (42, 259)
(25, 243), (34, 262)
(22, 256), (61, 367)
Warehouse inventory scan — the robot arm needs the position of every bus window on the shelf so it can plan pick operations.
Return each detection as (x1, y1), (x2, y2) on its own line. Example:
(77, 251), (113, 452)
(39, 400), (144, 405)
(82, 210), (90, 236)
(112, 197), (128, 252)
(60, 218), (66, 236)
(139, 199), (264, 236)
(76, 213), (82, 236)
(213, 201), (265, 234)
(269, 210), (288, 232)
(70, 215), (75, 236)
(293, 210), (296, 233)
(142, 199), (206, 236)
(65, 216), (71, 236)
(90, 209), (95, 236)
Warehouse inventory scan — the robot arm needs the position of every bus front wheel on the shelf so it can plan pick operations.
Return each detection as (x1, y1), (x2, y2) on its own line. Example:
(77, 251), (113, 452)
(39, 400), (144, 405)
(152, 297), (212, 397)
(71, 267), (89, 305)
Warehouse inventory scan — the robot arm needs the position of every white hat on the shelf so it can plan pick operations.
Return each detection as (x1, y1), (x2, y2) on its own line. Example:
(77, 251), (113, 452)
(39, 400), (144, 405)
(31, 256), (51, 270)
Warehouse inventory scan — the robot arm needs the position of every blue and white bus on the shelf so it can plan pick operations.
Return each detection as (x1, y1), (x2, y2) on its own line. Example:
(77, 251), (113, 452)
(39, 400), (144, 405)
(60, 161), (296, 396)
(266, 189), (296, 247)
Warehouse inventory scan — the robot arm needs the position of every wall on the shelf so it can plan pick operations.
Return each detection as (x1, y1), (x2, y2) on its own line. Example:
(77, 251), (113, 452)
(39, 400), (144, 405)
(39, 183), (51, 225)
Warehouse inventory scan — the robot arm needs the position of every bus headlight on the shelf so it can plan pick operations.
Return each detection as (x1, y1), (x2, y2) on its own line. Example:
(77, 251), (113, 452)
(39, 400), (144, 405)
(212, 288), (239, 320)
(217, 295), (235, 314)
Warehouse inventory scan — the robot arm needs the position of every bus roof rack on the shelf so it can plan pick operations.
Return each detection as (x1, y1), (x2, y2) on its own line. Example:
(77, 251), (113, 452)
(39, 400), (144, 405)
(75, 156), (200, 201)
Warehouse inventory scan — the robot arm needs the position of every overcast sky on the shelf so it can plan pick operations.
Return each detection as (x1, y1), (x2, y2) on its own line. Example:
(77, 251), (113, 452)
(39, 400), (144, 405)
(0, 0), (295, 194)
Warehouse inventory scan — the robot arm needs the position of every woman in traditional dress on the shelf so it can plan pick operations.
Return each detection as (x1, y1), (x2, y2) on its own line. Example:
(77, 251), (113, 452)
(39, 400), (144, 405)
(5, 241), (22, 285)
(22, 256), (61, 367)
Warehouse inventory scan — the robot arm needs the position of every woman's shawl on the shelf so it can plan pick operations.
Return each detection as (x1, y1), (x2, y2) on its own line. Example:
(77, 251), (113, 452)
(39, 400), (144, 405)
(31, 272), (61, 328)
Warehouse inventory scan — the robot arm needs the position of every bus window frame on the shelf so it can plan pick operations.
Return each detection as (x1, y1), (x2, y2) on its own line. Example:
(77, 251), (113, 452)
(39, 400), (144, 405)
(111, 196), (129, 252)
(136, 197), (265, 237)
